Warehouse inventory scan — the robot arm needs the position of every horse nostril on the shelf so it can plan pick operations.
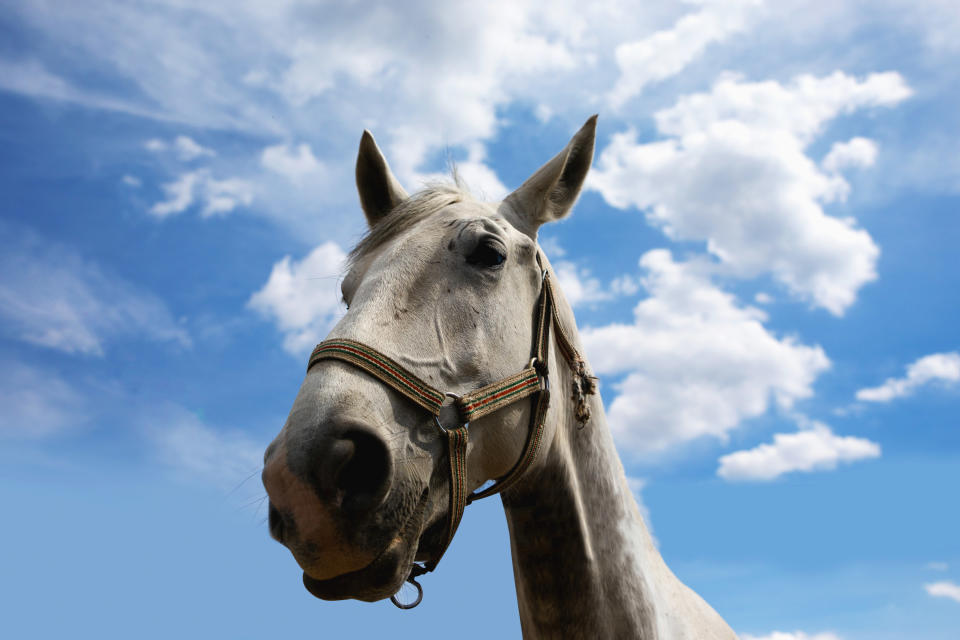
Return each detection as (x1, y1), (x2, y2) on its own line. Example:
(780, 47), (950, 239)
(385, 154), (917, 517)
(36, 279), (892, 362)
(330, 430), (392, 513)
(268, 502), (285, 542)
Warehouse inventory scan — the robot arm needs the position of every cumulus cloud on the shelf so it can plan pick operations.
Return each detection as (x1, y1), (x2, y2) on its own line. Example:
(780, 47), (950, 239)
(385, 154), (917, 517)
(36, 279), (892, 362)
(147, 405), (264, 489)
(717, 421), (880, 481)
(609, 0), (764, 107)
(741, 633), (843, 640)
(856, 351), (960, 402)
(0, 222), (189, 356)
(150, 169), (254, 218)
(822, 137), (878, 173)
(925, 580), (960, 604)
(581, 250), (829, 454)
(248, 242), (348, 355)
(591, 71), (911, 315)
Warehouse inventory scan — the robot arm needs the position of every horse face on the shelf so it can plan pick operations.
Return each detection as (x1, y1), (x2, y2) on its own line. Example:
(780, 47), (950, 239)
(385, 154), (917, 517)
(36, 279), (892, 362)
(262, 118), (596, 602)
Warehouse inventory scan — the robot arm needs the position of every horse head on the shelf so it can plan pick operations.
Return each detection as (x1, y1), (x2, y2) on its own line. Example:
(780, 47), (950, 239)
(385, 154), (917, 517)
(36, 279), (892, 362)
(262, 117), (597, 603)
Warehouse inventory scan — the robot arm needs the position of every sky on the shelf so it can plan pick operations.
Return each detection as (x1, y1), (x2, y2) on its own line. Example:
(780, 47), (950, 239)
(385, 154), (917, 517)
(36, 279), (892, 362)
(1, 1), (958, 638)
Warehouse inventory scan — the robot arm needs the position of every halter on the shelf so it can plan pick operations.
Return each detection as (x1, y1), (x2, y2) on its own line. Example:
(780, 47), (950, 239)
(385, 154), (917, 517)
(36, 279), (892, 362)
(305, 255), (595, 609)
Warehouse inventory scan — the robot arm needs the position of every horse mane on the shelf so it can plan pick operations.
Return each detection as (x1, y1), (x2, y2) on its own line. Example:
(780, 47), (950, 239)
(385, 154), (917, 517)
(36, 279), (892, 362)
(348, 182), (474, 269)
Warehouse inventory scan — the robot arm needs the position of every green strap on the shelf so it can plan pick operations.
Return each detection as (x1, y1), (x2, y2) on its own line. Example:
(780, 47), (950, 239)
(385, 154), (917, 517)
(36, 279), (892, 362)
(468, 272), (553, 502)
(456, 367), (542, 422)
(424, 425), (469, 572)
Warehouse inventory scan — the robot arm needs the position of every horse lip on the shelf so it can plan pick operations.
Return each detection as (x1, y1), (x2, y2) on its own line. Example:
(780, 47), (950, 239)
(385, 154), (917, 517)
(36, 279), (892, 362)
(302, 488), (429, 602)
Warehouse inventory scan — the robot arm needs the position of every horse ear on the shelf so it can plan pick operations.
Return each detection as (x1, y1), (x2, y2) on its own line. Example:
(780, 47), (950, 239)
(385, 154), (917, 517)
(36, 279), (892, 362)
(502, 115), (597, 237)
(356, 130), (409, 227)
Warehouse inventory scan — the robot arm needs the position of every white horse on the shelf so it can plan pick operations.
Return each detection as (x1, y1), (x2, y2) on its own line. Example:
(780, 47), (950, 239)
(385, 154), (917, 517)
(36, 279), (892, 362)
(262, 117), (737, 639)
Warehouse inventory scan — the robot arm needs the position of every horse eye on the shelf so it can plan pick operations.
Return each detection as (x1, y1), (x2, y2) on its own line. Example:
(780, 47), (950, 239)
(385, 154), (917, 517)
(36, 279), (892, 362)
(466, 241), (506, 268)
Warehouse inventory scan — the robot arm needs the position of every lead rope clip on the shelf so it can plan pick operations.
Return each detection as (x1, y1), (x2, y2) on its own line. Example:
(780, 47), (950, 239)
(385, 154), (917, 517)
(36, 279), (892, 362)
(390, 565), (425, 609)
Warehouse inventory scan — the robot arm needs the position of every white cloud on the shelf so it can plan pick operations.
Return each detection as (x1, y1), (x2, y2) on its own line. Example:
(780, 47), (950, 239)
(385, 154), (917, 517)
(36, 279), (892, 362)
(173, 135), (215, 161)
(150, 170), (201, 217)
(261, 142), (324, 184)
(0, 1), (589, 193)
(411, 143), (508, 201)
(856, 351), (960, 403)
(717, 421), (880, 481)
(925, 580), (960, 604)
(610, 274), (640, 296)
(741, 633), (843, 640)
(248, 242), (348, 355)
(144, 138), (166, 152)
(121, 174), (142, 187)
(147, 405), (264, 489)
(554, 260), (611, 308)
(0, 57), (168, 122)
(150, 169), (254, 218)
(144, 135), (214, 161)
(926, 562), (949, 571)
(0, 222), (190, 356)
(609, 0), (764, 107)
(581, 250), (829, 454)
(822, 137), (878, 173)
(591, 71), (911, 315)
(0, 361), (89, 439)
(201, 174), (255, 216)
(544, 241), (638, 307)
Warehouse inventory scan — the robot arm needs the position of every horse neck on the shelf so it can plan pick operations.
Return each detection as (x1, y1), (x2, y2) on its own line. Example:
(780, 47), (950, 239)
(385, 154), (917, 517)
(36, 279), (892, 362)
(500, 339), (667, 638)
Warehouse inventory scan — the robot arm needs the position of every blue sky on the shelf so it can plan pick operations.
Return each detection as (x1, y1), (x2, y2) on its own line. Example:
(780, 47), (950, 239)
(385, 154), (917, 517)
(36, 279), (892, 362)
(1, 1), (958, 638)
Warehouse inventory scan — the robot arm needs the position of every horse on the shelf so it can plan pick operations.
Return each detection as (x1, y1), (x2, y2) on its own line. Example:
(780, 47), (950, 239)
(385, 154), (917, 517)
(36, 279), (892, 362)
(261, 116), (737, 639)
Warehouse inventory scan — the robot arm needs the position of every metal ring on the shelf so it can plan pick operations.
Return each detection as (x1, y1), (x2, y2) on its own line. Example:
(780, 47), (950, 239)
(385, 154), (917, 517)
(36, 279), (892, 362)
(434, 392), (466, 434)
(390, 576), (423, 610)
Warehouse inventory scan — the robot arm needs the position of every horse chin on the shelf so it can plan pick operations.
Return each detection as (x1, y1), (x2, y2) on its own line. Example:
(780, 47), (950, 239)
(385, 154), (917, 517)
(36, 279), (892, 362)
(302, 489), (429, 602)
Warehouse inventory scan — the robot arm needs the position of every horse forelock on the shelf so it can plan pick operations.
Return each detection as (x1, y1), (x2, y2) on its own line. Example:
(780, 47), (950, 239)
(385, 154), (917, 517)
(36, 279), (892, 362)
(348, 183), (475, 270)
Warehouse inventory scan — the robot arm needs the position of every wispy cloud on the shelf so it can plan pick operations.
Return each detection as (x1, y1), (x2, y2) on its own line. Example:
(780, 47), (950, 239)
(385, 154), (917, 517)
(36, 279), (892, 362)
(608, 0), (764, 107)
(145, 135), (216, 161)
(856, 352), (960, 403)
(146, 405), (264, 489)
(150, 169), (254, 218)
(261, 143), (324, 185)
(0, 222), (190, 356)
(0, 361), (89, 439)
(925, 580), (960, 604)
